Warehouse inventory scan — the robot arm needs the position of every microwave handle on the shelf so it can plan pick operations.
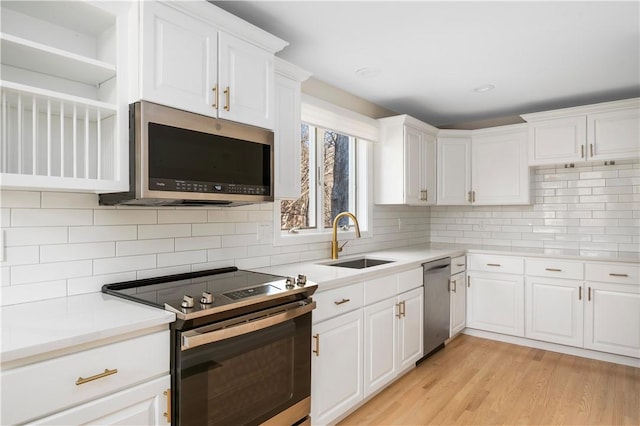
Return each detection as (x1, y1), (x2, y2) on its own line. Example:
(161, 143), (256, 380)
(181, 300), (315, 351)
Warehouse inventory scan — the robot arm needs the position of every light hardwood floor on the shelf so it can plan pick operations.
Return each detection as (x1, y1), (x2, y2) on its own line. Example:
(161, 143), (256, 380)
(339, 335), (640, 425)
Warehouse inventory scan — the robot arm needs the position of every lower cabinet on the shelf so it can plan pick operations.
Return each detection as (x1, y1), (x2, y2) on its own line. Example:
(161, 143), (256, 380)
(311, 309), (364, 426)
(32, 375), (170, 425)
(363, 287), (423, 398)
(466, 271), (525, 337)
(584, 281), (640, 358)
(449, 271), (466, 336)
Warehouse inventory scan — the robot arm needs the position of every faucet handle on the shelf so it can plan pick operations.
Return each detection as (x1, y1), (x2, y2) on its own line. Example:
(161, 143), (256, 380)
(338, 240), (349, 252)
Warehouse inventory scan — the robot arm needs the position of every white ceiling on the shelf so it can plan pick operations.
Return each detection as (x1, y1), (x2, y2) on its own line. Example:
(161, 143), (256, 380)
(212, 1), (640, 127)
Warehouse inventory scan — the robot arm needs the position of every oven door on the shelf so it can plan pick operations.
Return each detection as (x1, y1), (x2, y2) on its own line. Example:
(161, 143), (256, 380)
(175, 300), (314, 426)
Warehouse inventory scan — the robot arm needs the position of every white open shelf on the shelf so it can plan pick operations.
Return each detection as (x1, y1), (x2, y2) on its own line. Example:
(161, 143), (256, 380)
(0, 33), (116, 86)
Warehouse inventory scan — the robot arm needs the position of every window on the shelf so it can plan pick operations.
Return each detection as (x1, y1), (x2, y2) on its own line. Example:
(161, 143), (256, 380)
(281, 123), (359, 232)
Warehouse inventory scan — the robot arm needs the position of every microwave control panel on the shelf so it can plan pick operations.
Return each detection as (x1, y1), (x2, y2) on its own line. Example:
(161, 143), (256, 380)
(149, 178), (270, 195)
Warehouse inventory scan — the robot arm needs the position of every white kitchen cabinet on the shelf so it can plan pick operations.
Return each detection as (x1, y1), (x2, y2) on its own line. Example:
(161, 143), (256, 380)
(449, 271), (466, 337)
(311, 309), (364, 426)
(363, 286), (423, 398)
(1, 330), (170, 425)
(584, 262), (640, 359)
(136, 0), (286, 129)
(274, 59), (311, 199)
(466, 270), (525, 337)
(0, 1), (130, 192)
(376, 115), (438, 206)
(436, 125), (529, 206)
(522, 98), (640, 165)
(436, 132), (471, 205)
(31, 376), (170, 426)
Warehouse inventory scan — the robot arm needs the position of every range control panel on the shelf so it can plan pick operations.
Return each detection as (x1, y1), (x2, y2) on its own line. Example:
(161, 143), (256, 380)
(149, 178), (269, 195)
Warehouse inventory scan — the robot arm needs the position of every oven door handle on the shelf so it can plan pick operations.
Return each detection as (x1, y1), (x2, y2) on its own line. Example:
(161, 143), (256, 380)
(181, 301), (316, 351)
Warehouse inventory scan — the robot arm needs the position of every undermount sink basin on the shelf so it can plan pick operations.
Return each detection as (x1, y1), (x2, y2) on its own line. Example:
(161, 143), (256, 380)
(325, 257), (395, 269)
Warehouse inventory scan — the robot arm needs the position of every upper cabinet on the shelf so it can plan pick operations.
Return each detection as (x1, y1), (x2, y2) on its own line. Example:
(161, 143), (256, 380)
(274, 58), (312, 200)
(437, 124), (530, 206)
(376, 115), (438, 206)
(0, 1), (131, 192)
(133, 0), (287, 130)
(522, 98), (640, 166)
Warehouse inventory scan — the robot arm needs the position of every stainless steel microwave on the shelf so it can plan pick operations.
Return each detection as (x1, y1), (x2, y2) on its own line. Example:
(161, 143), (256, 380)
(99, 101), (274, 206)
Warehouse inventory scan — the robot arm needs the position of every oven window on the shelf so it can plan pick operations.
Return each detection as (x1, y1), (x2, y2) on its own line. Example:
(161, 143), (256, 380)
(177, 313), (311, 426)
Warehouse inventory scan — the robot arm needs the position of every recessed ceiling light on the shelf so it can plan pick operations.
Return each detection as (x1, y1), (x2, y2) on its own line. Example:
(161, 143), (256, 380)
(355, 67), (381, 78)
(473, 84), (495, 93)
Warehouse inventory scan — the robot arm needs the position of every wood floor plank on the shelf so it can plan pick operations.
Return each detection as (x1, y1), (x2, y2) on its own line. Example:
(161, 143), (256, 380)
(338, 335), (640, 426)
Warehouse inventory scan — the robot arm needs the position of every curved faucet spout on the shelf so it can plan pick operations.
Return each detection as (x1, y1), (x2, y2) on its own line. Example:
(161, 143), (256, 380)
(331, 212), (361, 259)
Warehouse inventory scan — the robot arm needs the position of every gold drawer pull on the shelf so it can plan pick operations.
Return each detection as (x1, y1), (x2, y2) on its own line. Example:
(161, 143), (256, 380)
(76, 368), (118, 386)
(545, 268), (562, 272)
(163, 388), (171, 423)
(312, 333), (320, 356)
(609, 273), (629, 277)
(487, 263), (501, 267)
(456, 263), (465, 267)
(211, 84), (218, 109)
(223, 87), (230, 111)
(334, 298), (351, 305)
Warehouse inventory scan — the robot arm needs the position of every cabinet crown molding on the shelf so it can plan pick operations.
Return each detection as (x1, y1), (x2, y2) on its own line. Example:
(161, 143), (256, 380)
(521, 97), (640, 122)
(160, 0), (288, 53)
(378, 114), (439, 135)
(275, 57), (312, 82)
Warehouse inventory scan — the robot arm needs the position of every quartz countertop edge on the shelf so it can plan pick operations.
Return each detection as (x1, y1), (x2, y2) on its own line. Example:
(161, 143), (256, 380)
(1, 293), (175, 364)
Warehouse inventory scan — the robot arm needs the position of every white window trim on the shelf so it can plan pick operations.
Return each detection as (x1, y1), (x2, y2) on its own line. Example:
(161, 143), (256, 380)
(273, 96), (377, 247)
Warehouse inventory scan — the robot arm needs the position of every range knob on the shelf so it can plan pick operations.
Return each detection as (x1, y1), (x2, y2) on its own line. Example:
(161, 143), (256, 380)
(285, 277), (295, 289)
(296, 274), (307, 287)
(200, 291), (214, 304)
(181, 295), (194, 309)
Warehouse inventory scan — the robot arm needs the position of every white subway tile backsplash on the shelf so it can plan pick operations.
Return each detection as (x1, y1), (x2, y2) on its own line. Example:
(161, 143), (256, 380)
(1, 280), (67, 305)
(1, 246), (39, 266)
(116, 239), (174, 256)
(41, 242), (114, 263)
(192, 223), (236, 236)
(12, 209), (92, 227)
(41, 192), (98, 208)
(69, 225), (137, 243)
(0, 191), (40, 208)
(5, 227), (68, 246)
(175, 236), (221, 251)
(207, 246), (249, 262)
(158, 210), (207, 224)
(94, 209), (157, 225)
(93, 255), (156, 275)
(67, 271), (136, 296)
(158, 250), (207, 268)
(136, 265), (191, 280)
(1, 267), (10, 286)
(138, 224), (191, 240)
(12, 260), (92, 285)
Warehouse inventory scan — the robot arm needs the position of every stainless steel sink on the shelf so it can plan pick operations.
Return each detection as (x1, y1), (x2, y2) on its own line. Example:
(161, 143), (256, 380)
(325, 257), (395, 269)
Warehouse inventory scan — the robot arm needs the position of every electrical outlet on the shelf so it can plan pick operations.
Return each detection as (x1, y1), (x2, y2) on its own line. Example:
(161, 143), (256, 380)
(257, 223), (271, 242)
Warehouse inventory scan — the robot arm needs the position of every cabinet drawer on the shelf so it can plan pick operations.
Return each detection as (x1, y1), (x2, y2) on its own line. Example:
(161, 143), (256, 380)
(364, 275), (398, 305)
(1, 330), (169, 426)
(467, 254), (523, 275)
(526, 258), (584, 280)
(451, 256), (466, 275)
(313, 282), (364, 324)
(586, 262), (640, 285)
(397, 268), (423, 294)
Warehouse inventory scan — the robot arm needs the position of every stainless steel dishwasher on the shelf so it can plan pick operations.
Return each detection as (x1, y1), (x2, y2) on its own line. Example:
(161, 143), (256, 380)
(419, 257), (451, 362)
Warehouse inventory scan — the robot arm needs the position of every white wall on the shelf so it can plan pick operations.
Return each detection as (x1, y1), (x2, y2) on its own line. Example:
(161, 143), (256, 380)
(0, 194), (429, 306)
(431, 160), (640, 255)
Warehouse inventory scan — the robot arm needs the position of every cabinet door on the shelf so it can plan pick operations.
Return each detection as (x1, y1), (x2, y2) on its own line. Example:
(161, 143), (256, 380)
(274, 73), (301, 199)
(525, 277), (583, 348)
(33, 376), (170, 426)
(404, 126), (423, 205)
(363, 297), (398, 397)
(466, 271), (524, 337)
(527, 116), (586, 165)
(588, 108), (640, 161)
(472, 130), (529, 205)
(437, 136), (471, 205)
(218, 32), (274, 129)
(141, 1), (218, 117)
(311, 310), (364, 425)
(450, 272), (466, 337)
(421, 132), (437, 205)
(398, 287), (424, 371)
(584, 282), (640, 358)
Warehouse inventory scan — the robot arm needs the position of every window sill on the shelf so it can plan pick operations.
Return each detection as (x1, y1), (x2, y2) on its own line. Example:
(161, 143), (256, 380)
(273, 229), (372, 247)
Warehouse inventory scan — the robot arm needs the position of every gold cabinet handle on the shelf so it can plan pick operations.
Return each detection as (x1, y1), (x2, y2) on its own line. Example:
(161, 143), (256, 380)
(425, 189), (428, 202)
(334, 298), (351, 305)
(581, 145), (585, 158)
(163, 388), (171, 423)
(401, 301), (406, 318)
(211, 84), (218, 109)
(545, 268), (562, 272)
(452, 279), (457, 293)
(467, 191), (472, 203)
(590, 143), (594, 157)
(76, 368), (118, 386)
(579, 286), (582, 301)
(609, 273), (629, 277)
(312, 333), (320, 356)
(467, 276), (471, 287)
(223, 86), (230, 111)
(472, 191), (476, 203)
(588, 287), (592, 301)
(487, 263), (501, 267)
(396, 302), (402, 318)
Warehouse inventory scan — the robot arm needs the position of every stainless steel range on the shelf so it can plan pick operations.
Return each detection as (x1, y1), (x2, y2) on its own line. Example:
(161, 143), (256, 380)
(103, 267), (317, 426)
